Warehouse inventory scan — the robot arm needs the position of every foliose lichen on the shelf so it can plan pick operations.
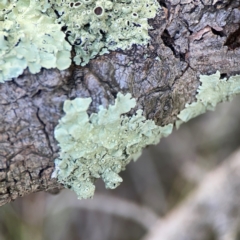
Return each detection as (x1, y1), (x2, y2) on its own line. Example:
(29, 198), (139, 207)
(52, 93), (173, 199)
(0, 0), (160, 83)
(0, 0), (71, 83)
(176, 71), (240, 128)
(48, 0), (160, 65)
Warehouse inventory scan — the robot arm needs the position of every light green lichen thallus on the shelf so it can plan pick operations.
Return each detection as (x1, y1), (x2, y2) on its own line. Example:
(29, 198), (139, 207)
(176, 71), (240, 128)
(0, 0), (160, 83)
(49, 0), (160, 66)
(52, 93), (173, 199)
(0, 0), (71, 82)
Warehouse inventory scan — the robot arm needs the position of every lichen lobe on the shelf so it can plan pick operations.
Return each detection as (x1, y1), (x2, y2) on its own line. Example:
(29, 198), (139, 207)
(176, 71), (240, 128)
(53, 93), (172, 199)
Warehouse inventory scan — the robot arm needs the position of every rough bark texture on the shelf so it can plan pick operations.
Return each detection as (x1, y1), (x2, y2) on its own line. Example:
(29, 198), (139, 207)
(0, 0), (240, 206)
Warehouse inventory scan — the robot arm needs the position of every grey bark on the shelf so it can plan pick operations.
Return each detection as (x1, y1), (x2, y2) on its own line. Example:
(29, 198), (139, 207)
(0, 0), (240, 206)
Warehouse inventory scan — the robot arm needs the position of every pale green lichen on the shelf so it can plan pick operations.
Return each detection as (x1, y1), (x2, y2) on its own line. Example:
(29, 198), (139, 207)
(0, 0), (160, 83)
(53, 71), (240, 199)
(48, 0), (160, 65)
(53, 93), (173, 199)
(0, 0), (71, 83)
(176, 71), (240, 128)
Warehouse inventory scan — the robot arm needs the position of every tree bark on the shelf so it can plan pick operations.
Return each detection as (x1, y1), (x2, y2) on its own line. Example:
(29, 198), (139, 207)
(0, 0), (240, 206)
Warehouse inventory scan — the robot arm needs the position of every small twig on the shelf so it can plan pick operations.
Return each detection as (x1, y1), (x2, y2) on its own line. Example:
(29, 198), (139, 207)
(46, 191), (159, 230)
